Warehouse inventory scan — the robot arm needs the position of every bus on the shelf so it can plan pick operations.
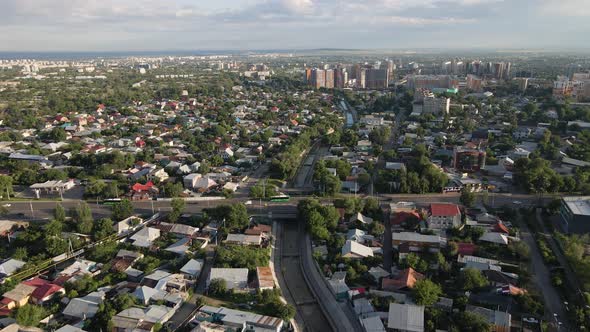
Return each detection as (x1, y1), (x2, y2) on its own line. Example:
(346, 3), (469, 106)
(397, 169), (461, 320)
(102, 198), (122, 205)
(269, 194), (290, 202)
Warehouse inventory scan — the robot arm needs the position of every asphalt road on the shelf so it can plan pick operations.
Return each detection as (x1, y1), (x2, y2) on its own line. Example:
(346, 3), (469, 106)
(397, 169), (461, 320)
(519, 211), (569, 330)
(1, 191), (552, 222)
(279, 221), (332, 332)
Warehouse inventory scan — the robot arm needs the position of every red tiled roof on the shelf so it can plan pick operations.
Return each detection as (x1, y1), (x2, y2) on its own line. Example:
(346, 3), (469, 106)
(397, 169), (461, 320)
(456, 242), (477, 256)
(22, 277), (49, 288)
(132, 181), (154, 192)
(381, 268), (424, 291)
(31, 284), (63, 301)
(391, 211), (421, 225)
(430, 203), (460, 217)
(245, 224), (272, 236)
(494, 222), (510, 234)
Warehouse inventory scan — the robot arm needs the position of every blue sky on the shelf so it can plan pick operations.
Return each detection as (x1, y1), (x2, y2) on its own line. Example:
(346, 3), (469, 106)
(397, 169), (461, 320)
(0, 0), (588, 51)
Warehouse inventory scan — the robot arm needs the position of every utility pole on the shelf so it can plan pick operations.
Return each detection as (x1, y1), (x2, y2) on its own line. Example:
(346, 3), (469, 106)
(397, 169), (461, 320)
(151, 200), (155, 215)
(29, 201), (34, 219)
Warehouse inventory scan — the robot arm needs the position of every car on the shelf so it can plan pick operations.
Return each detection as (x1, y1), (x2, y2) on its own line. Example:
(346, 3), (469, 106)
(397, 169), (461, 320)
(523, 317), (539, 324)
(245, 200), (252, 205)
(2, 204), (10, 207)
(512, 200), (522, 205)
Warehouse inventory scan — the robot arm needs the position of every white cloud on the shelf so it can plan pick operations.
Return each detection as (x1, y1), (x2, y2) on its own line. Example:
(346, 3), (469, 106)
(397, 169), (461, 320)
(281, 0), (314, 14)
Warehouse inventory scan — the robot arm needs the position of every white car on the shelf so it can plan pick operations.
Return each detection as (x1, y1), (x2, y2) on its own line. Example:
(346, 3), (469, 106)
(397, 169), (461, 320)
(2, 204), (10, 208)
(512, 200), (522, 205)
(523, 317), (539, 324)
(245, 200), (253, 205)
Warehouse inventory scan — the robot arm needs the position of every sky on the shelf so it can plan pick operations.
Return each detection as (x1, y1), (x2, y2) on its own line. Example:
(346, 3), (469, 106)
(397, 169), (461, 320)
(0, 0), (588, 52)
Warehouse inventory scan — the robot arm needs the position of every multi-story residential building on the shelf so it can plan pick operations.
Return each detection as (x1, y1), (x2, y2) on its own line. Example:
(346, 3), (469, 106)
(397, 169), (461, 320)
(407, 75), (459, 91)
(325, 69), (335, 89)
(427, 203), (462, 230)
(334, 68), (346, 89)
(466, 74), (483, 92)
(559, 196), (590, 234)
(453, 146), (486, 172)
(311, 68), (326, 89)
(553, 73), (590, 101)
(422, 95), (450, 114)
(365, 68), (389, 89)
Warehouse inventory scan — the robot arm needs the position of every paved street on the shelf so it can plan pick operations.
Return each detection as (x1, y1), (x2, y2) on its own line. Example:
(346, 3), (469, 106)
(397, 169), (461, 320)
(519, 211), (569, 330)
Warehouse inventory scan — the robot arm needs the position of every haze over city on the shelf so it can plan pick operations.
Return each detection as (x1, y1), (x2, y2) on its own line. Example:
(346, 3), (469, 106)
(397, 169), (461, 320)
(0, 0), (589, 51)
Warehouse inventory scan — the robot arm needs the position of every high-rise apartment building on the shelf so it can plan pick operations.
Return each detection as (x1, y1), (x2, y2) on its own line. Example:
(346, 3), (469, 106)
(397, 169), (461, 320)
(466, 75), (483, 92)
(325, 69), (335, 89)
(310, 68), (326, 89)
(407, 75), (459, 91)
(334, 68), (346, 89)
(365, 68), (389, 89)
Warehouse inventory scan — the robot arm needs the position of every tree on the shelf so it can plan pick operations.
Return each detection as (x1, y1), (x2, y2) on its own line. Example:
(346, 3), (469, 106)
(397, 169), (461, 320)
(208, 278), (227, 297)
(460, 188), (476, 207)
(13, 247), (27, 260)
(93, 218), (114, 241)
(74, 202), (93, 234)
(162, 182), (183, 198)
(45, 236), (67, 256)
(169, 198), (186, 223)
(15, 304), (47, 327)
(508, 241), (530, 260)
(459, 268), (488, 290)
(54, 203), (66, 222)
(112, 199), (134, 221)
(412, 279), (442, 305)
(0, 175), (13, 200)
(452, 311), (491, 332)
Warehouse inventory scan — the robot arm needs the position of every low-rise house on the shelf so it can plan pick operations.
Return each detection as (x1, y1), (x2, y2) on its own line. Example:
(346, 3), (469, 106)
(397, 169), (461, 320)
(0, 259), (25, 280)
(21, 278), (64, 305)
(1, 284), (36, 309)
(153, 222), (197, 238)
(387, 302), (425, 332)
(342, 240), (374, 259)
(207, 268), (249, 291)
(62, 291), (105, 321)
(427, 203), (461, 230)
(244, 224), (272, 238)
(256, 266), (274, 290)
(132, 286), (160, 306)
(116, 216), (143, 235)
(55, 259), (100, 285)
(180, 259), (204, 280)
(391, 232), (446, 252)
(110, 250), (144, 274)
(224, 234), (262, 246)
(183, 173), (201, 189)
(349, 212), (374, 224)
(479, 232), (510, 245)
(381, 268), (424, 292)
(130, 181), (159, 200)
(141, 270), (174, 291)
(197, 306), (283, 332)
(111, 305), (176, 332)
(360, 316), (386, 332)
(164, 237), (191, 255)
(466, 305), (511, 332)
(30, 180), (75, 198)
(130, 227), (160, 248)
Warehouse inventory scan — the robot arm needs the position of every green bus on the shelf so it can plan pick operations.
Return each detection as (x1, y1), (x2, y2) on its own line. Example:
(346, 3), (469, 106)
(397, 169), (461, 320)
(269, 194), (290, 202)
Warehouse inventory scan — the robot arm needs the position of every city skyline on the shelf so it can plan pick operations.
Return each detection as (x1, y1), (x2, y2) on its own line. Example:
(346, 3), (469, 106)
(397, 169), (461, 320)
(0, 0), (588, 52)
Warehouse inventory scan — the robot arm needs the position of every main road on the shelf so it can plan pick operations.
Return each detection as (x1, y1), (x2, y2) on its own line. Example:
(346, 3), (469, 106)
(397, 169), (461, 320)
(2, 191), (554, 222)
